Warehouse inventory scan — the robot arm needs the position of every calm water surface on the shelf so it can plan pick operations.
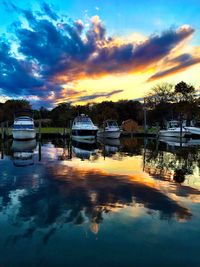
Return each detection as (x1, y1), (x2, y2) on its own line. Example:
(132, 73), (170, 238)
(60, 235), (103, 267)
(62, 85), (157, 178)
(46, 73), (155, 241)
(0, 137), (200, 267)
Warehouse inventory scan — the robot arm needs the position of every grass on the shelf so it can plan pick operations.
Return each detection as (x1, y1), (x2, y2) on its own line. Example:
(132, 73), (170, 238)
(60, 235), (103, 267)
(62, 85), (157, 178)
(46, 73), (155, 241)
(0, 127), (71, 135)
(136, 126), (159, 134)
(0, 126), (158, 136)
(37, 127), (70, 134)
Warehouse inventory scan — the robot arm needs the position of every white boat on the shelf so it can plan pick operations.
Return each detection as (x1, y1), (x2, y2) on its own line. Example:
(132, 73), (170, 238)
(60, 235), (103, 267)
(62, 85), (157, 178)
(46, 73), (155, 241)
(97, 120), (121, 139)
(12, 116), (36, 140)
(159, 120), (190, 138)
(71, 114), (98, 140)
(184, 126), (200, 135)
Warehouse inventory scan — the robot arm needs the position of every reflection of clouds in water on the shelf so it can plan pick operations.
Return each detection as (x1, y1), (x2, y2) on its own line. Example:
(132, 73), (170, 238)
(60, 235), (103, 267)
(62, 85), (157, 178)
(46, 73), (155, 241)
(0, 161), (194, 246)
(17, 164), (193, 230)
(1, 138), (200, 246)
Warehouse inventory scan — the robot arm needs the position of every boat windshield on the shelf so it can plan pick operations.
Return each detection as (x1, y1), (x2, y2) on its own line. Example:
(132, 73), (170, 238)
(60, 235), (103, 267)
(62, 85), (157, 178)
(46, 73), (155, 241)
(13, 125), (34, 129)
(14, 117), (33, 123)
(168, 121), (179, 128)
(74, 116), (93, 125)
(107, 121), (118, 127)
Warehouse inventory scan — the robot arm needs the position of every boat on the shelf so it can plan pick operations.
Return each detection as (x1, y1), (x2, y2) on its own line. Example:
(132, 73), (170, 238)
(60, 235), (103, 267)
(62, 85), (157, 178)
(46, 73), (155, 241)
(159, 120), (190, 138)
(97, 120), (121, 139)
(179, 120), (200, 136)
(184, 126), (200, 135)
(12, 116), (36, 140)
(71, 114), (98, 140)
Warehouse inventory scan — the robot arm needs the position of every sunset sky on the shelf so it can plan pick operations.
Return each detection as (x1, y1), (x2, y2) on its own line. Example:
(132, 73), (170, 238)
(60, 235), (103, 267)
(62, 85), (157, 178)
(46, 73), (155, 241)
(0, 0), (200, 108)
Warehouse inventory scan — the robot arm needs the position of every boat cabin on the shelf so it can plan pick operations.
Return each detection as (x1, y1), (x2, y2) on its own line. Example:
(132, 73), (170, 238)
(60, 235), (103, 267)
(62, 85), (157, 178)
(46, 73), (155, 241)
(13, 116), (34, 129)
(103, 120), (119, 129)
(166, 120), (180, 129)
(73, 114), (94, 126)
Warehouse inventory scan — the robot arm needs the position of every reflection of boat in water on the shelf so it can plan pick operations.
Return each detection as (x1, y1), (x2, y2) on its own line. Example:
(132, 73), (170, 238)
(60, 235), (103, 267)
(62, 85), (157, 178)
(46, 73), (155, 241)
(71, 114), (98, 140)
(72, 136), (96, 144)
(104, 145), (118, 154)
(98, 137), (121, 155)
(72, 139), (97, 160)
(12, 139), (37, 151)
(159, 137), (200, 147)
(97, 120), (121, 139)
(12, 139), (37, 166)
(159, 120), (189, 138)
(98, 137), (121, 147)
(12, 116), (36, 140)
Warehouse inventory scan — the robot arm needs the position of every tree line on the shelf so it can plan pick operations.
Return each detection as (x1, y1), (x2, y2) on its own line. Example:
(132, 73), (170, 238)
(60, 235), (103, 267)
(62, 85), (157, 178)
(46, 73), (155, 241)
(0, 99), (143, 127)
(0, 81), (199, 128)
(147, 81), (200, 127)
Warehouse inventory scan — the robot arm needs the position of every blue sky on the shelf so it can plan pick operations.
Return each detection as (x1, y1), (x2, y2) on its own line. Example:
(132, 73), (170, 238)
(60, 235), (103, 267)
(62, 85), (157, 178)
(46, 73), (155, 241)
(1, 0), (200, 37)
(0, 0), (200, 108)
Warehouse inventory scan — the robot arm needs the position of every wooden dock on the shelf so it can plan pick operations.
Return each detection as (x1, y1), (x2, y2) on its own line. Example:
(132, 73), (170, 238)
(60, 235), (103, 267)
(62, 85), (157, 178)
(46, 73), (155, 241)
(1, 121), (158, 140)
(0, 127), (157, 140)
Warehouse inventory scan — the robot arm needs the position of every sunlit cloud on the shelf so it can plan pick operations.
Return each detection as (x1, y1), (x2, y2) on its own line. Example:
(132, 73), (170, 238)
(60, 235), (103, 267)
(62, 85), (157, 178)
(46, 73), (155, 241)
(0, 1), (200, 107)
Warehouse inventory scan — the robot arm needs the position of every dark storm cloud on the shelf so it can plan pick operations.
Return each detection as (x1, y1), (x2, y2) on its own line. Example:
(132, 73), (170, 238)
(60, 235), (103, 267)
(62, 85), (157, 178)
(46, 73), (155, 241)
(0, 2), (197, 107)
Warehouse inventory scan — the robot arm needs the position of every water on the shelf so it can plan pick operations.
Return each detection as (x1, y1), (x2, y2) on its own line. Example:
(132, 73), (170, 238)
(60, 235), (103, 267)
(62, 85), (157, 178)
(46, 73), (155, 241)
(0, 137), (200, 267)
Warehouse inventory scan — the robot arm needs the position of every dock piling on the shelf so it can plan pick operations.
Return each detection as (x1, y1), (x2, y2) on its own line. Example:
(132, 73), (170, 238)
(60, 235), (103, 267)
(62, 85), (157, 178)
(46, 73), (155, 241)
(39, 120), (41, 140)
(1, 122), (4, 140)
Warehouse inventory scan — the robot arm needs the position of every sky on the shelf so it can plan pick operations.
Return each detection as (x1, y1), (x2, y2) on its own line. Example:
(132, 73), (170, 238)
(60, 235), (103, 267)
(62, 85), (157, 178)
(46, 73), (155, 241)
(0, 0), (200, 108)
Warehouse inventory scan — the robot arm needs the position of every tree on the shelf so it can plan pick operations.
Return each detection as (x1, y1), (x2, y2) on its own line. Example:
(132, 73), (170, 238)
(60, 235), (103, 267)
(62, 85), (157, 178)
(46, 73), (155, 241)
(39, 106), (50, 119)
(174, 82), (197, 120)
(147, 83), (174, 108)
(145, 83), (174, 126)
(1, 99), (31, 122)
(175, 81), (195, 102)
(50, 102), (73, 127)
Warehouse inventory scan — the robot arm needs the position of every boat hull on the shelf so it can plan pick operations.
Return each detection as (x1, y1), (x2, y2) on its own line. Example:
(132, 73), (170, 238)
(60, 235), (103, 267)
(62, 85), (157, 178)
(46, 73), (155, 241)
(185, 127), (200, 135)
(71, 129), (98, 140)
(97, 130), (121, 139)
(159, 129), (188, 138)
(12, 129), (36, 140)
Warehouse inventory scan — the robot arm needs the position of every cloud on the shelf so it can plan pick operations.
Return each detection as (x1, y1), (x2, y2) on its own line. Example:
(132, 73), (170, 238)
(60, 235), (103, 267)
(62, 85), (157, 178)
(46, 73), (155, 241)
(0, 2), (198, 107)
(41, 1), (59, 20)
(74, 89), (124, 102)
(148, 54), (200, 81)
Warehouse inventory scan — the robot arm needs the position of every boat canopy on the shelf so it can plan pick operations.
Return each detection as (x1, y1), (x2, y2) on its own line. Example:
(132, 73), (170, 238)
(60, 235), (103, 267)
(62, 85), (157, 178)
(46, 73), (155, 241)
(73, 114), (93, 125)
(14, 116), (34, 126)
(105, 120), (118, 127)
(14, 116), (33, 121)
(167, 120), (179, 128)
(13, 125), (34, 129)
